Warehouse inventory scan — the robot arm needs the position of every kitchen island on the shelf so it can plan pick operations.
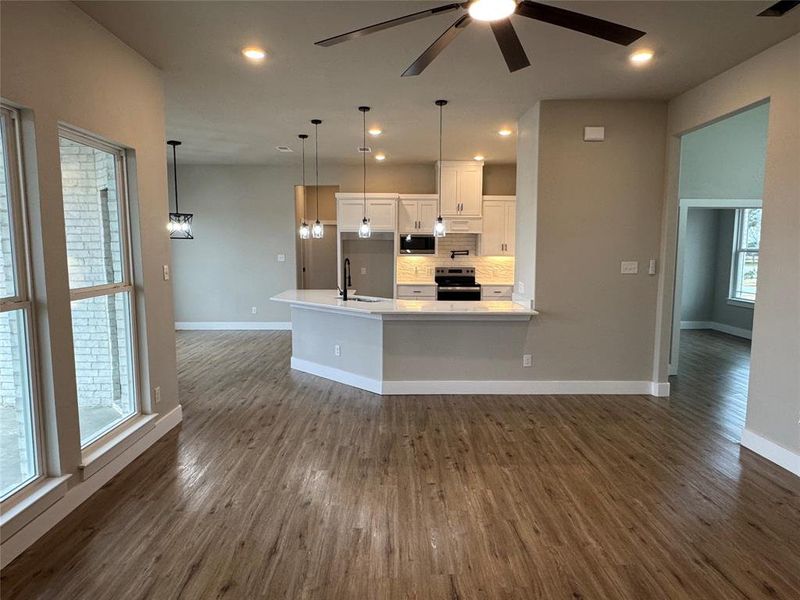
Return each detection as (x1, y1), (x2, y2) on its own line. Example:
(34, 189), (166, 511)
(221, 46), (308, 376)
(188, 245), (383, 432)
(271, 289), (537, 395)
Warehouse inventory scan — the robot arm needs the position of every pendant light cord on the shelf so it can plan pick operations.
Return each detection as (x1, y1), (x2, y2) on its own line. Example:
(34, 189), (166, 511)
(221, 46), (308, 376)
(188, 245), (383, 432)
(172, 143), (179, 213)
(438, 102), (443, 218)
(363, 109), (367, 217)
(314, 121), (320, 221)
(300, 135), (306, 222)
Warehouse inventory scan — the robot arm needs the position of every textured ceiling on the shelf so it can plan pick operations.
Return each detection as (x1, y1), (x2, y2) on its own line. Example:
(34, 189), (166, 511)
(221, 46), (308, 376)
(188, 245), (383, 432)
(76, 1), (800, 165)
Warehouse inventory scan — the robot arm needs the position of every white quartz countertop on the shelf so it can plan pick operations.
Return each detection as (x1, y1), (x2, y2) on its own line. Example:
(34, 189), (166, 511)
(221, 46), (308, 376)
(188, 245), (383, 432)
(271, 289), (537, 319)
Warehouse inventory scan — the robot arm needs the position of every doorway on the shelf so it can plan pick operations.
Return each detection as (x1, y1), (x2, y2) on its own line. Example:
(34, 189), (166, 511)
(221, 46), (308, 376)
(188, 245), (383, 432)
(669, 102), (768, 430)
(295, 184), (339, 289)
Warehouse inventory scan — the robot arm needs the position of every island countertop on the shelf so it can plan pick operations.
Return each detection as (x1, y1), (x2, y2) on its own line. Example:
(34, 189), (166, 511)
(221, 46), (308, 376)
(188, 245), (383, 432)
(271, 289), (536, 320)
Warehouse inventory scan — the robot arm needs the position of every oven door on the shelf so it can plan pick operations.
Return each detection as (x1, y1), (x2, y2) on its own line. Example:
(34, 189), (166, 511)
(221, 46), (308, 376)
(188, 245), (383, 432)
(437, 286), (481, 301)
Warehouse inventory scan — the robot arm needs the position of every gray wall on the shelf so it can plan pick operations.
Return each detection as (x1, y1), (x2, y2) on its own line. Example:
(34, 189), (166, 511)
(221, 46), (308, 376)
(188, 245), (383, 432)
(170, 162), (517, 323)
(679, 102), (769, 199)
(681, 209), (754, 332)
(521, 100), (668, 381)
(1, 0), (178, 498)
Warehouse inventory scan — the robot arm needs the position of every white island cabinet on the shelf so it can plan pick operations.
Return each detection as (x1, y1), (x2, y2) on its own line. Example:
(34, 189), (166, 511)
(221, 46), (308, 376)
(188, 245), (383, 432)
(272, 290), (536, 395)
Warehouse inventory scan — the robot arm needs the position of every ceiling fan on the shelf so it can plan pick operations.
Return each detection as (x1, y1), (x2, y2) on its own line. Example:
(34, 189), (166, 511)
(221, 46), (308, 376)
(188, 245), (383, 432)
(315, 0), (647, 77)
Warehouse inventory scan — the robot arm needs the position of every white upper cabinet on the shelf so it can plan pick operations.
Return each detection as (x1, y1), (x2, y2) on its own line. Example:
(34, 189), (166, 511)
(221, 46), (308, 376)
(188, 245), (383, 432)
(436, 161), (484, 217)
(336, 193), (398, 232)
(479, 196), (515, 256)
(398, 195), (439, 234)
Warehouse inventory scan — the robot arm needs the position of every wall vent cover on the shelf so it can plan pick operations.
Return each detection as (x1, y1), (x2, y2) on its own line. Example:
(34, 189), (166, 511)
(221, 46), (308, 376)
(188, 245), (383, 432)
(276, 146), (293, 153)
(357, 146), (372, 153)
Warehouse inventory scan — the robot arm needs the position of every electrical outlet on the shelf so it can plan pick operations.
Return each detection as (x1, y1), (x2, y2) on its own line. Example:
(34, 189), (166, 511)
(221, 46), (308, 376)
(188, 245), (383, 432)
(620, 261), (639, 274)
(522, 354), (532, 367)
(251, 306), (257, 314)
(334, 344), (341, 357)
(518, 281), (525, 294)
(154, 386), (161, 405)
(648, 259), (657, 275)
(360, 267), (367, 275)
(162, 265), (170, 281)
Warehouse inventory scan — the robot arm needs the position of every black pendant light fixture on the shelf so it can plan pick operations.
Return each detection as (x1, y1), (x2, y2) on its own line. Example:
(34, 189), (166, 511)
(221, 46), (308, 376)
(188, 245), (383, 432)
(358, 106), (372, 238)
(167, 140), (193, 239)
(310, 119), (324, 239)
(433, 100), (447, 238)
(297, 133), (311, 240)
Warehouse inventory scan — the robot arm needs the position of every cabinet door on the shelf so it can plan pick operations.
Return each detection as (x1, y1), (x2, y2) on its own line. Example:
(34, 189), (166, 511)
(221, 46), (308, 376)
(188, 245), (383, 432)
(481, 201), (506, 256)
(438, 165), (460, 216)
(367, 198), (396, 231)
(504, 203), (516, 256)
(398, 200), (418, 233)
(338, 199), (364, 232)
(417, 199), (439, 233)
(458, 165), (483, 216)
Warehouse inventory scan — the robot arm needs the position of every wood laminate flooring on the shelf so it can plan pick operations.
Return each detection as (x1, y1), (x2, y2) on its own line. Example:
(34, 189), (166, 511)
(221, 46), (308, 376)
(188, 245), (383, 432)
(2, 330), (799, 599)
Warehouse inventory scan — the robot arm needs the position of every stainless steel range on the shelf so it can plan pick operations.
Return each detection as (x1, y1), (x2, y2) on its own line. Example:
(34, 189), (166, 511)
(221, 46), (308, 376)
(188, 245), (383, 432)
(435, 267), (481, 301)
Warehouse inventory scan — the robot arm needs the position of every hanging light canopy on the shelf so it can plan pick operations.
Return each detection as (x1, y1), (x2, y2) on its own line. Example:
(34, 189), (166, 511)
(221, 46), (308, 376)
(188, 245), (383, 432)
(434, 100), (447, 238)
(167, 140), (193, 239)
(311, 119), (324, 239)
(358, 106), (372, 238)
(297, 134), (310, 240)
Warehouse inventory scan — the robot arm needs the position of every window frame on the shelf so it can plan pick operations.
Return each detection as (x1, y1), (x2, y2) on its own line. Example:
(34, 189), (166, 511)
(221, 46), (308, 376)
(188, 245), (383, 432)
(729, 207), (760, 305)
(58, 126), (142, 451)
(0, 105), (46, 502)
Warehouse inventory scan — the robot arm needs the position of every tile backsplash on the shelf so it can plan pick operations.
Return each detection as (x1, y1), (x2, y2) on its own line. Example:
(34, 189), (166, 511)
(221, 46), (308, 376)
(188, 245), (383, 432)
(396, 234), (514, 284)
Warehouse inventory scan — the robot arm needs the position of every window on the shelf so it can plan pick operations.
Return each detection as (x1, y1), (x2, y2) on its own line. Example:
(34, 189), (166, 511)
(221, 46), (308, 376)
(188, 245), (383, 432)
(0, 106), (42, 500)
(730, 207), (761, 303)
(59, 130), (138, 447)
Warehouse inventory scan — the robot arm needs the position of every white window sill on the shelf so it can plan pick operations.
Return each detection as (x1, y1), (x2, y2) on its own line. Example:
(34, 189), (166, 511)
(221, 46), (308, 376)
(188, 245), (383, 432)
(80, 413), (158, 480)
(0, 475), (71, 541)
(727, 298), (755, 309)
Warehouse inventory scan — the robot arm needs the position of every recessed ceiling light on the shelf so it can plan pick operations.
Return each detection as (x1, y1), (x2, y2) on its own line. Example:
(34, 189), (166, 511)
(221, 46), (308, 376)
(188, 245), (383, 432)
(375, 153), (386, 161)
(468, 0), (517, 22)
(497, 129), (513, 137)
(242, 47), (267, 62)
(368, 128), (382, 136)
(629, 49), (654, 65)
(473, 155), (485, 161)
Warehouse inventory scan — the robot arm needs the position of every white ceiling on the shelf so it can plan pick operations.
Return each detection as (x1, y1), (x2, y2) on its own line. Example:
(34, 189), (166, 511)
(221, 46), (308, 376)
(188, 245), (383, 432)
(76, 1), (800, 165)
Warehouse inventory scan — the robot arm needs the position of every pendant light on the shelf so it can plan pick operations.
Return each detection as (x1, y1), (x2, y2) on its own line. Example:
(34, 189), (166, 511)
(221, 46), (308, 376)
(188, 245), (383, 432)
(167, 140), (194, 239)
(433, 100), (447, 238)
(311, 119), (324, 239)
(358, 106), (372, 238)
(297, 134), (311, 239)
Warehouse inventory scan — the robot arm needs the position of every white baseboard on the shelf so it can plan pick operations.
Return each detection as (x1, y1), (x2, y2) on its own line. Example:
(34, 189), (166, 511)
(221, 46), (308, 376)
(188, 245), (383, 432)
(175, 321), (291, 331)
(0, 406), (183, 569)
(291, 357), (668, 397)
(680, 320), (752, 340)
(740, 429), (800, 477)
(290, 357), (382, 394)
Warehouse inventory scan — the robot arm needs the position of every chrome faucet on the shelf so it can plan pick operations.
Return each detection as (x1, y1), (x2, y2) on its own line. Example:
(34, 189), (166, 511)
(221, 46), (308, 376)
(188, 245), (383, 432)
(342, 258), (351, 301)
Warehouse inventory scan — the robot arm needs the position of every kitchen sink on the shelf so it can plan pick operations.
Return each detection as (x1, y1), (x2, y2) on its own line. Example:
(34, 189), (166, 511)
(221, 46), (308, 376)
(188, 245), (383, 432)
(337, 295), (384, 303)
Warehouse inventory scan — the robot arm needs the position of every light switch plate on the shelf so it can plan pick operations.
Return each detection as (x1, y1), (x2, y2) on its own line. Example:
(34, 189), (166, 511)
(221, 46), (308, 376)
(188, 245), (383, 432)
(360, 267), (367, 275)
(162, 265), (170, 280)
(277, 254), (286, 262)
(251, 306), (257, 314)
(621, 261), (639, 274)
(523, 354), (532, 367)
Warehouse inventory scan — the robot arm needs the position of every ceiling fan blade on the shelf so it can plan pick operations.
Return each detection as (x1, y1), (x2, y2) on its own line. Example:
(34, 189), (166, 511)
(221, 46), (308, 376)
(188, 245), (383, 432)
(516, 1), (646, 46)
(758, 0), (800, 16)
(490, 18), (531, 72)
(402, 15), (472, 77)
(316, 3), (465, 47)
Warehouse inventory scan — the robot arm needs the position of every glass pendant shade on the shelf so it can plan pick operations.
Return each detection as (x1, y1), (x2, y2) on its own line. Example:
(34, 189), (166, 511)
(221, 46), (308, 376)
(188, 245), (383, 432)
(358, 217), (371, 238)
(433, 216), (446, 238)
(312, 220), (324, 239)
(298, 221), (310, 239)
(168, 212), (194, 239)
(167, 140), (194, 240)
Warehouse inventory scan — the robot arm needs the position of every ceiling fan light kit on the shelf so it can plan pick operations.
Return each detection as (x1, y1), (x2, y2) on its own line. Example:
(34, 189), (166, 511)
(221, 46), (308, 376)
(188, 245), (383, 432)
(315, 1), (647, 77)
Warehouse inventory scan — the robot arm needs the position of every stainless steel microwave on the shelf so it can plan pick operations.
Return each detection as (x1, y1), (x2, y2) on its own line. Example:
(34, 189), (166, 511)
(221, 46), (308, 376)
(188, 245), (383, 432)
(399, 234), (436, 255)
